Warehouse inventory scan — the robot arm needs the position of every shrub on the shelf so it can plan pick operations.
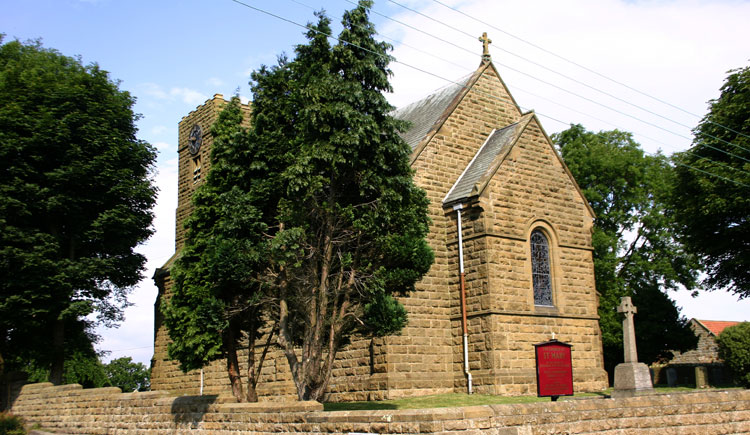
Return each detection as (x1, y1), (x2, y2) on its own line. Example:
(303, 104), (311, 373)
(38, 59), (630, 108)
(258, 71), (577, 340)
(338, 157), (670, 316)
(0, 412), (26, 435)
(716, 322), (750, 387)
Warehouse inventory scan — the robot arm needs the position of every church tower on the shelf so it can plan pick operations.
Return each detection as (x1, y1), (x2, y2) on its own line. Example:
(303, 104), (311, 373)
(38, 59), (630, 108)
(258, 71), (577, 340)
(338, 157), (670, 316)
(151, 94), (251, 394)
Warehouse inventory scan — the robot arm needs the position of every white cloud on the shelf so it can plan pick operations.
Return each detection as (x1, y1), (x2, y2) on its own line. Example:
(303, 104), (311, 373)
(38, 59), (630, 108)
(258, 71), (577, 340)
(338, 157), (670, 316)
(151, 125), (168, 135)
(169, 87), (208, 105)
(206, 77), (224, 87)
(138, 83), (208, 106)
(139, 82), (169, 100)
(153, 141), (172, 152)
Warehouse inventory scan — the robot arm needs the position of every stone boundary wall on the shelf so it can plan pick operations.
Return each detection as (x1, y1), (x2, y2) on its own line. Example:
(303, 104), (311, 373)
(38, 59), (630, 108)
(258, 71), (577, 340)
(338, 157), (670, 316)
(10, 383), (750, 434)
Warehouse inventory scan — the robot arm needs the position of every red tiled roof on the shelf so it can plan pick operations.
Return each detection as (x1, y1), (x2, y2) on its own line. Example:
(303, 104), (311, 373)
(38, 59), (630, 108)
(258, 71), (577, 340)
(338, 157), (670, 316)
(697, 320), (741, 336)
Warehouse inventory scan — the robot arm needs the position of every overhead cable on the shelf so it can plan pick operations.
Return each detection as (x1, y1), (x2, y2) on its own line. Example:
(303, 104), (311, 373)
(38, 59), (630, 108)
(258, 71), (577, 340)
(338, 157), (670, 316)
(386, 0), (750, 157)
(228, 0), (749, 187)
(427, 0), (750, 143)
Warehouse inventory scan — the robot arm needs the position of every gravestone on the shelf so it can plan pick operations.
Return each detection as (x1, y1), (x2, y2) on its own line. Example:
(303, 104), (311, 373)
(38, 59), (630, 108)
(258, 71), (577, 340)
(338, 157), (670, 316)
(666, 367), (677, 387)
(695, 366), (709, 388)
(612, 297), (653, 398)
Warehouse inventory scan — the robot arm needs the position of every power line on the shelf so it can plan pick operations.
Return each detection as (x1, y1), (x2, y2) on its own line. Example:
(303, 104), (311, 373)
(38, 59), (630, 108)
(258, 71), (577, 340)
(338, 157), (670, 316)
(336, 0), (745, 173)
(672, 159), (749, 188)
(227, 0), (749, 187)
(509, 85), (749, 179)
(346, 0), (477, 60)
(385, 0), (750, 158)
(372, 1), (750, 174)
(291, 0), (470, 72)
(426, 0), (750, 144)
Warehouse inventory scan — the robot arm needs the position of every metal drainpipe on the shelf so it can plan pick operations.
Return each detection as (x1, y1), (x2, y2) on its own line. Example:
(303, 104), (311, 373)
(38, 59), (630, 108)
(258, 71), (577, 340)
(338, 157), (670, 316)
(453, 203), (473, 394)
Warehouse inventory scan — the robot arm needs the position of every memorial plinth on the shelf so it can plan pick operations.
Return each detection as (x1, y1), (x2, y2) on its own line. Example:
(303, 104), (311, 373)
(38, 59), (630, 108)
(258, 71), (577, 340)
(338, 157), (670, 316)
(612, 297), (653, 398)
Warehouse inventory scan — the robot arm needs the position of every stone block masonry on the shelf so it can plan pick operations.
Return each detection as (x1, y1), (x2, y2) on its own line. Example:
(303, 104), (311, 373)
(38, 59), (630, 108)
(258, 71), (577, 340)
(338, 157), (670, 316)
(10, 383), (750, 434)
(151, 54), (608, 401)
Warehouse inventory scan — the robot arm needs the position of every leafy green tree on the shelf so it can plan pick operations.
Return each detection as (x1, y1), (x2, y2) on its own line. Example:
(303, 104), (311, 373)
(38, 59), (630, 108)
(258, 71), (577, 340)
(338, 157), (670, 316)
(24, 330), (108, 389)
(25, 353), (149, 391)
(163, 97), (273, 403)
(0, 37), (157, 385)
(104, 357), (150, 392)
(166, 1), (433, 403)
(671, 65), (750, 298)
(716, 322), (750, 387)
(554, 125), (698, 378)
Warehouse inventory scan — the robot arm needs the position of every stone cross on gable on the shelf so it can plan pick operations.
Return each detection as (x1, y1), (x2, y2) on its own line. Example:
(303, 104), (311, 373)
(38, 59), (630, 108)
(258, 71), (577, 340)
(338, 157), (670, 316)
(479, 32), (492, 61)
(617, 296), (639, 363)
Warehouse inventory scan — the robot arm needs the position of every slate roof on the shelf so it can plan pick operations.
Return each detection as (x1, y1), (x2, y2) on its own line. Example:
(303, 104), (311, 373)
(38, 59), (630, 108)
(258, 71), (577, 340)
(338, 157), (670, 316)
(696, 319), (741, 336)
(443, 114), (531, 206)
(392, 75), (472, 150)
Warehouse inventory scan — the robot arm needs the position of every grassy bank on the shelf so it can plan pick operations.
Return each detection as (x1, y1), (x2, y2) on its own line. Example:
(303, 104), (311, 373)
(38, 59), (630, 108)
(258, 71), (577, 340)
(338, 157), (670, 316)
(323, 386), (742, 411)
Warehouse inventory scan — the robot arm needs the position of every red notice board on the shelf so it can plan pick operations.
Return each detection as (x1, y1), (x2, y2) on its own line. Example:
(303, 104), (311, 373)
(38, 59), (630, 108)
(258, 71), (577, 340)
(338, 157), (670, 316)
(534, 340), (573, 399)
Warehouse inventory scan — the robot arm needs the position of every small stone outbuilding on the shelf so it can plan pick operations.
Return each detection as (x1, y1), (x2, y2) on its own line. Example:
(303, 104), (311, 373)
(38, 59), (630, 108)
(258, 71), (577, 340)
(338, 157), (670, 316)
(151, 48), (608, 401)
(654, 319), (740, 388)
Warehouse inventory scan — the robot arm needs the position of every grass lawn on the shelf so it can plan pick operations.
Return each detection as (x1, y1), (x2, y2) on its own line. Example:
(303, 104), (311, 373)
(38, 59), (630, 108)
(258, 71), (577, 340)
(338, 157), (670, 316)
(323, 391), (604, 411)
(322, 385), (741, 411)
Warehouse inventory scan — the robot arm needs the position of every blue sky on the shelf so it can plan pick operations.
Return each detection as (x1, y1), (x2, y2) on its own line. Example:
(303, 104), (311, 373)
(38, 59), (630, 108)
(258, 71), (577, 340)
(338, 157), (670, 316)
(3, 0), (750, 366)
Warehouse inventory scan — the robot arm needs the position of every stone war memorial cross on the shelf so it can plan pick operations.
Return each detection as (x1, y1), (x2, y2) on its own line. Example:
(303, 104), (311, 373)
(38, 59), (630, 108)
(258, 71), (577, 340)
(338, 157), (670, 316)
(613, 296), (653, 397)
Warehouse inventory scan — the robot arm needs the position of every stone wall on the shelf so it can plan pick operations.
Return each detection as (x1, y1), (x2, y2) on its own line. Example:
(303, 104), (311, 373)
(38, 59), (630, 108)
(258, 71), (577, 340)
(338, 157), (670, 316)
(440, 111), (607, 394)
(671, 320), (722, 365)
(378, 62), (524, 399)
(10, 383), (750, 434)
(0, 371), (27, 411)
(652, 320), (734, 387)
(150, 60), (607, 401)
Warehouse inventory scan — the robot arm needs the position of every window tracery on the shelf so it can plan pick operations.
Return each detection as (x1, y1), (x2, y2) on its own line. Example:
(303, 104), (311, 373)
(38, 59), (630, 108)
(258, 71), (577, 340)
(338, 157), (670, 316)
(531, 229), (553, 306)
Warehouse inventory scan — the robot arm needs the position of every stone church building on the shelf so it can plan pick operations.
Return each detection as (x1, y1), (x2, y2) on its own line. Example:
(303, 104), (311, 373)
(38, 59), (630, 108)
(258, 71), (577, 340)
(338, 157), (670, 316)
(151, 47), (608, 400)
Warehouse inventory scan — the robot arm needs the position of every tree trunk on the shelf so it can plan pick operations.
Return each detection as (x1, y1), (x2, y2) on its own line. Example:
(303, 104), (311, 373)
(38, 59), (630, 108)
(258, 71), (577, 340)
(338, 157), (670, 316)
(277, 270), (303, 400)
(299, 219), (335, 401)
(0, 334), (5, 377)
(245, 324), (258, 403)
(247, 322), (277, 402)
(225, 324), (245, 402)
(49, 318), (65, 385)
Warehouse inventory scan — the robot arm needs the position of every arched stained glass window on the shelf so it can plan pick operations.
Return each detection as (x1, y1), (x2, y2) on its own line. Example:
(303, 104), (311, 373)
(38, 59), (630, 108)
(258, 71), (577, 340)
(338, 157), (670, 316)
(531, 229), (553, 306)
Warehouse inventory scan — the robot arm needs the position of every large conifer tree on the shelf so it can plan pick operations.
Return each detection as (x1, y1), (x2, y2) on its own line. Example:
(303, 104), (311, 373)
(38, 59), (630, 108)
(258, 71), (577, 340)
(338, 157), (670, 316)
(163, 97), (272, 402)
(251, 1), (433, 401)
(164, 1), (433, 402)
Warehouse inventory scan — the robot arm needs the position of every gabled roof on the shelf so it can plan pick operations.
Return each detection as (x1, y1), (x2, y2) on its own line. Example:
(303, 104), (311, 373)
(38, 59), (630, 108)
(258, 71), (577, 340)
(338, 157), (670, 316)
(694, 319), (741, 336)
(391, 60), (595, 218)
(392, 61), (522, 166)
(392, 75), (472, 150)
(443, 113), (533, 206)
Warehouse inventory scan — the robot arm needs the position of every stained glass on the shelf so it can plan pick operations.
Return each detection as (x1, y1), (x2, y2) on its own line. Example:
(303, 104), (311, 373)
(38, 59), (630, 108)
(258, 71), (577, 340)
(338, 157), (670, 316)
(531, 229), (553, 306)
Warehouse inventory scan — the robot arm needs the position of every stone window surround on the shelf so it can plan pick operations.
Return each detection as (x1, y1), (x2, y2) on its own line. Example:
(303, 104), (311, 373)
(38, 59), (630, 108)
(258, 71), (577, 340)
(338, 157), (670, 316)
(524, 219), (561, 313)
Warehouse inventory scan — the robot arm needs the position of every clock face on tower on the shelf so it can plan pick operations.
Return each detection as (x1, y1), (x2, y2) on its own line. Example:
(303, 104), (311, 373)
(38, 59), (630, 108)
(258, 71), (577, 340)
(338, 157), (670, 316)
(188, 124), (202, 155)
